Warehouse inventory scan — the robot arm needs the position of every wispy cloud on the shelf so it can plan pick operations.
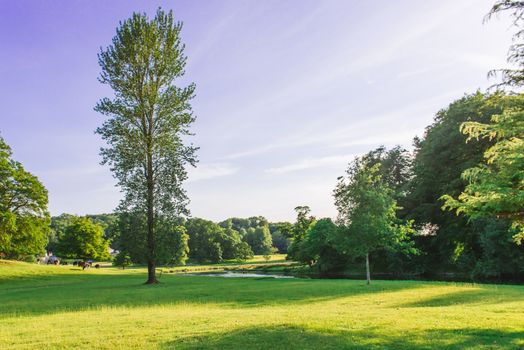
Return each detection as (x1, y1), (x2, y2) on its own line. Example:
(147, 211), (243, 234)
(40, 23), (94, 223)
(266, 154), (356, 175)
(225, 90), (462, 161)
(187, 162), (238, 182)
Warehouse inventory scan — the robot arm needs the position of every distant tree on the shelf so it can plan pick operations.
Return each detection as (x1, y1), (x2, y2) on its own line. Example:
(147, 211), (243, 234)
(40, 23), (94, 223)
(117, 212), (189, 265)
(219, 216), (269, 233)
(0, 136), (50, 259)
(442, 93), (524, 244)
(301, 218), (345, 271)
(235, 241), (254, 261)
(95, 9), (197, 284)
(214, 228), (236, 259)
(114, 251), (132, 269)
(87, 213), (119, 244)
(287, 206), (316, 261)
(56, 217), (110, 260)
(156, 223), (190, 266)
(115, 212), (148, 263)
(269, 222), (292, 253)
(48, 214), (75, 253)
(185, 218), (223, 262)
(244, 225), (273, 255)
(334, 157), (416, 284)
(185, 218), (252, 262)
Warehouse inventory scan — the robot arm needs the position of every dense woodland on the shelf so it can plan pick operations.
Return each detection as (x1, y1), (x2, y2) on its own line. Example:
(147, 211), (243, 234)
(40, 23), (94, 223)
(1, 2), (523, 283)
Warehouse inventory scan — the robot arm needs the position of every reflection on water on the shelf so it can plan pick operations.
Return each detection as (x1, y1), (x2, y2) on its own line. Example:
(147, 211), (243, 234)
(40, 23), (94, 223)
(181, 272), (295, 279)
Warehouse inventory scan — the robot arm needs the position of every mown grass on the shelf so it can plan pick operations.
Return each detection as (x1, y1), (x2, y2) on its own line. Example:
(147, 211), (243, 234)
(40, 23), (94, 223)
(0, 259), (523, 349)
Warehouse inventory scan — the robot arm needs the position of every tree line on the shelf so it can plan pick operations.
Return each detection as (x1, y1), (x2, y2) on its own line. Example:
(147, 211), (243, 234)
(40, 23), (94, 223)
(1, 1), (522, 283)
(1, 93), (522, 282)
(46, 212), (283, 265)
(287, 92), (524, 282)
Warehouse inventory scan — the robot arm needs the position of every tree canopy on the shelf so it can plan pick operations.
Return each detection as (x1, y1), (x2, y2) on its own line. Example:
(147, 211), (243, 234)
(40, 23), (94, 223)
(95, 8), (197, 283)
(334, 157), (415, 284)
(442, 93), (524, 244)
(56, 217), (110, 260)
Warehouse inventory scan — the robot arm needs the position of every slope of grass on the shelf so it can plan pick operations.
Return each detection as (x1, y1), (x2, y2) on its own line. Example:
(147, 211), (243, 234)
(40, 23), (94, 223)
(0, 260), (523, 349)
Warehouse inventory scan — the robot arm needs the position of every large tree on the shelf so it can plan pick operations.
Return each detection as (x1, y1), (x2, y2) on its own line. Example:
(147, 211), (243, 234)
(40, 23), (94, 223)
(442, 93), (524, 244)
(404, 93), (501, 272)
(334, 157), (415, 284)
(95, 9), (197, 283)
(0, 136), (50, 259)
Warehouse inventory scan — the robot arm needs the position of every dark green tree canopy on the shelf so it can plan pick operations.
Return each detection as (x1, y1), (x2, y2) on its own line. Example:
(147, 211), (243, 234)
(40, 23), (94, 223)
(442, 93), (524, 243)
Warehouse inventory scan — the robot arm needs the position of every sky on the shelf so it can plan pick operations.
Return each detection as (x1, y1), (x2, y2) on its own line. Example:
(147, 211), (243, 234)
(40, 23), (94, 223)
(0, 0), (515, 222)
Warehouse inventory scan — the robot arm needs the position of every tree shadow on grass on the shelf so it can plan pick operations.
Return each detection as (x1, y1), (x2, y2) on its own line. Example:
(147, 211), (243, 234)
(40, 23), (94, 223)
(162, 325), (524, 350)
(0, 272), (417, 318)
(1, 269), (522, 319)
(396, 288), (524, 308)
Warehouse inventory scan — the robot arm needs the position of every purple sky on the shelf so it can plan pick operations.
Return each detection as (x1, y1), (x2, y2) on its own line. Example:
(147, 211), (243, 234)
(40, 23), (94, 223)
(0, 0), (514, 221)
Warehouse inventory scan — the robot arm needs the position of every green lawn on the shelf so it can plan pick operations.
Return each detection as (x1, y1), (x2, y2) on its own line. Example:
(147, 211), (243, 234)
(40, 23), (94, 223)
(0, 260), (523, 349)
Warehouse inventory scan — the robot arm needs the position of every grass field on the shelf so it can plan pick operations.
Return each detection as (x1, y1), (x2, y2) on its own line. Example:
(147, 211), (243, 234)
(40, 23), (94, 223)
(0, 259), (523, 349)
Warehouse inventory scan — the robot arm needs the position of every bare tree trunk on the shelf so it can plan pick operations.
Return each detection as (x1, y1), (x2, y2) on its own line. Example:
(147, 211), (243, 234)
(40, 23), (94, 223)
(145, 154), (158, 284)
(365, 253), (371, 285)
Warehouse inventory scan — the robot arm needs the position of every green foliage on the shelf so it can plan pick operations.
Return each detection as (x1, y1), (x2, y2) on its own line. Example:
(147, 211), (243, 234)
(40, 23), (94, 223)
(115, 212), (148, 263)
(87, 213), (119, 243)
(117, 212), (190, 265)
(185, 218), (225, 263)
(50, 213), (119, 253)
(287, 206), (316, 261)
(48, 213), (75, 253)
(486, 1), (524, 88)
(269, 222), (292, 253)
(95, 8), (197, 283)
(113, 252), (132, 269)
(361, 145), (412, 203)
(0, 136), (50, 259)
(185, 218), (253, 263)
(334, 157), (416, 282)
(219, 216), (269, 234)
(56, 217), (110, 260)
(442, 93), (524, 243)
(234, 241), (254, 260)
(244, 225), (273, 255)
(470, 218), (524, 279)
(156, 223), (189, 266)
(301, 218), (346, 272)
(404, 92), (503, 272)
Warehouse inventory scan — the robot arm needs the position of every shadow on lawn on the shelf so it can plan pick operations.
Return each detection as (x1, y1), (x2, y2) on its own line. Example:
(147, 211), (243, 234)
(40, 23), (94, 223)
(397, 288), (524, 308)
(1, 270), (521, 319)
(0, 271), (417, 317)
(162, 325), (524, 350)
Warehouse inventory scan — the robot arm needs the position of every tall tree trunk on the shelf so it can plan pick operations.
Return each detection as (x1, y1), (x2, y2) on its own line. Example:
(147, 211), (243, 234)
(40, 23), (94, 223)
(145, 154), (158, 284)
(365, 253), (371, 285)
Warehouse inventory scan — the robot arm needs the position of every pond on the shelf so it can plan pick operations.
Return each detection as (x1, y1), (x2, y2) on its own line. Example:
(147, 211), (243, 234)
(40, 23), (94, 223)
(180, 271), (295, 279)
